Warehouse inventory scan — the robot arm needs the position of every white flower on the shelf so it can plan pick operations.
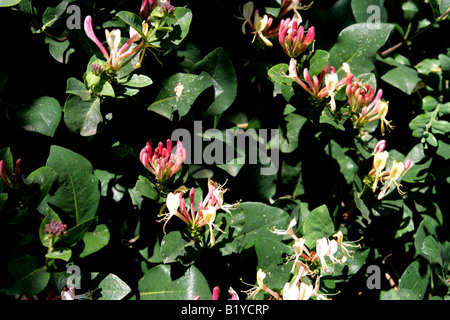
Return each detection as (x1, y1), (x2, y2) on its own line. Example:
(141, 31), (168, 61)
(283, 282), (300, 300)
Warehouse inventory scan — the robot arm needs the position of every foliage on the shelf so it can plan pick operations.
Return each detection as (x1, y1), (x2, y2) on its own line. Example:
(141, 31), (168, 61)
(0, 0), (449, 301)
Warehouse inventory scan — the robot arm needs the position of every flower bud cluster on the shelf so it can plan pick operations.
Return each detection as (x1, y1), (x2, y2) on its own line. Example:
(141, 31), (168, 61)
(140, 139), (186, 183)
(0, 158), (21, 188)
(278, 18), (314, 58)
(44, 219), (67, 238)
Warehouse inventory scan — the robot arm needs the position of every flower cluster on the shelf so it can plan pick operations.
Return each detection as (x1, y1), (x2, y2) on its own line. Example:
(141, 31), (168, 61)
(0, 158), (21, 188)
(158, 179), (234, 247)
(368, 140), (411, 199)
(44, 219), (67, 238)
(278, 17), (315, 58)
(84, 15), (149, 73)
(242, 218), (360, 300)
(239, 1), (312, 48)
(140, 139), (186, 183)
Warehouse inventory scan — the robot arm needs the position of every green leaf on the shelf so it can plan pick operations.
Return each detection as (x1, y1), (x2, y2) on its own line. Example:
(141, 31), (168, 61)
(254, 238), (293, 290)
(436, 140), (450, 160)
(278, 111), (307, 153)
(432, 120), (450, 133)
(328, 23), (394, 76)
(333, 247), (370, 279)
(398, 260), (430, 299)
(402, 1), (419, 20)
(148, 72), (213, 120)
(135, 175), (159, 200)
(45, 145), (100, 225)
(138, 264), (211, 300)
(422, 95), (439, 112)
(0, 0), (22, 7)
(14, 96), (61, 137)
(160, 231), (202, 266)
(219, 202), (290, 256)
(26, 166), (58, 207)
(409, 113), (432, 131)
(116, 11), (147, 39)
(42, 0), (75, 29)
(382, 288), (421, 300)
(2, 255), (49, 297)
(91, 273), (131, 300)
(268, 63), (292, 85)
(151, 7), (193, 49)
(415, 215), (441, 254)
(45, 36), (75, 64)
(64, 94), (102, 136)
(307, 50), (330, 75)
(80, 224), (110, 258)
(301, 204), (335, 249)
(119, 73), (153, 88)
(66, 77), (91, 101)
(421, 235), (443, 265)
(45, 247), (72, 261)
(192, 47), (237, 116)
(351, 0), (388, 23)
(381, 66), (422, 94)
(326, 140), (358, 184)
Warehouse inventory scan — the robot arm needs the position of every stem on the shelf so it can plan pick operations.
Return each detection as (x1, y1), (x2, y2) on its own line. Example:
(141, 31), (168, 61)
(381, 8), (450, 57)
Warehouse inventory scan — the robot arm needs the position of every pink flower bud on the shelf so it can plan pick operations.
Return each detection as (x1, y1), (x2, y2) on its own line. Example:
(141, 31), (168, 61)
(403, 159), (411, 171)
(374, 140), (386, 153)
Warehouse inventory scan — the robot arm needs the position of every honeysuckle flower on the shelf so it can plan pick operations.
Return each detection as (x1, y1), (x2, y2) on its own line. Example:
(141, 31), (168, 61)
(289, 61), (347, 107)
(239, 1), (254, 35)
(61, 287), (75, 300)
(352, 88), (384, 132)
(140, 139), (186, 183)
(377, 159), (411, 200)
(373, 139), (386, 154)
(279, 0), (313, 21)
(333, 231), (361, 263)
(345, 74), (376, 113)
(278, 17), (315, 58)
(228, 287), (239, 300)
(202, 205), (225, 248)
(298, 281), (314, 300)
(378, 101), (395, 136)
(370, 150), (389, 192)
(283, 282), (300, 300)
(288, 238), (307, 273)
(271, 217), (297, 236)
(158, 180), (234, 242)
(252, 11), (274, 47)
(325, 67), (339, 112)
(207, 178), (234, 222)
(314, 237), (338, 273)
(242, 268), (280, 300)
(84, 16), (148, 72)
(60, 287), (93, 300)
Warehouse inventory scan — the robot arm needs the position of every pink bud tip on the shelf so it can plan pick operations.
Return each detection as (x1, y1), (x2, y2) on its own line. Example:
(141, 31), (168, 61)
(374, 140), (386, 153)
(404, 159), (411, 170)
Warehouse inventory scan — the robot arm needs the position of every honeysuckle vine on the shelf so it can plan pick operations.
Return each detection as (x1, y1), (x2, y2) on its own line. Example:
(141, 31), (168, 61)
(1, 0), (449, 303)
